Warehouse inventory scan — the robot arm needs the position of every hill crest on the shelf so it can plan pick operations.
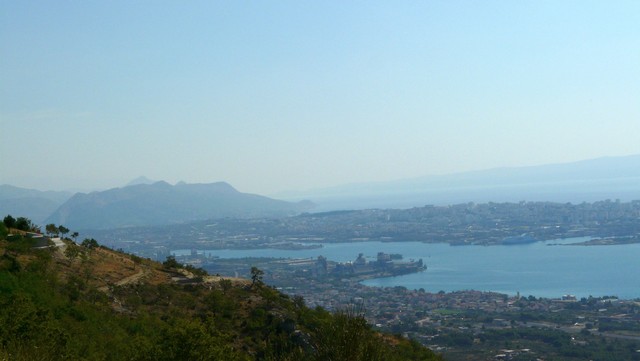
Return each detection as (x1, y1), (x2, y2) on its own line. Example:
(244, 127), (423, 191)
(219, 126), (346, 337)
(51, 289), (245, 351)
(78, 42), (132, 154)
(46, 181), (314, 230)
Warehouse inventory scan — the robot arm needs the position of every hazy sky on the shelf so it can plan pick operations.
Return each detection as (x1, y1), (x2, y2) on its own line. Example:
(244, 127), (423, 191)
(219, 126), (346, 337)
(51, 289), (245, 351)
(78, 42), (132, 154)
(2, 1), (639, 195)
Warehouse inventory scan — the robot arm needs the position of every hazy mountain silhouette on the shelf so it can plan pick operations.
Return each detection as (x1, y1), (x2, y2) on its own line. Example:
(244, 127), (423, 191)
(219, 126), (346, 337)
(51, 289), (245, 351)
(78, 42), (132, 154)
(280, 154), (640, 211)
(45, 181), (314, 230)
(125, 176), (157, 187)
(0, 184), (73, 223)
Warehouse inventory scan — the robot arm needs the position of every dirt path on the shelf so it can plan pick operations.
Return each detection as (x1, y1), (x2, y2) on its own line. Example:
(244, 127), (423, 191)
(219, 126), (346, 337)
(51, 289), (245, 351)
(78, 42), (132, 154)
(98, 266), (150, 292)
(115, 268), (147, 286)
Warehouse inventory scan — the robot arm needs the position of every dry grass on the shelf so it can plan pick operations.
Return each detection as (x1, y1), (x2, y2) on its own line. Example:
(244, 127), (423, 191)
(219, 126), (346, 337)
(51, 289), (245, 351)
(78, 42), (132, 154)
(51, 245), (172, 289)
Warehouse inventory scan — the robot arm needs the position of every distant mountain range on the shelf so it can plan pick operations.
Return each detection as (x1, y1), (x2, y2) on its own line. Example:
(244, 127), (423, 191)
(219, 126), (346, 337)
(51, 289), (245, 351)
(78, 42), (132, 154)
(44, 181), (314, 230)
(279, 154), (640, 211)
(0, 185), (73, 223)
(5, 154), (640, 228)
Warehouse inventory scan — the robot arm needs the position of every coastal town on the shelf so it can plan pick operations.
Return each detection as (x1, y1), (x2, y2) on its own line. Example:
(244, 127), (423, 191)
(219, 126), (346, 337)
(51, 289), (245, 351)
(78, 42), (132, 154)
(195, 253), (640, 361)
(86, 200), (640, 360)
(92, 200), (640, 260)
(5, 215), (640, 360)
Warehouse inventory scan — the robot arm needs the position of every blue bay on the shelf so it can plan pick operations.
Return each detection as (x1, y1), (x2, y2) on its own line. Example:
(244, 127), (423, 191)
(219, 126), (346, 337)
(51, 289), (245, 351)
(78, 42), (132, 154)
(173, 237), (640, 299)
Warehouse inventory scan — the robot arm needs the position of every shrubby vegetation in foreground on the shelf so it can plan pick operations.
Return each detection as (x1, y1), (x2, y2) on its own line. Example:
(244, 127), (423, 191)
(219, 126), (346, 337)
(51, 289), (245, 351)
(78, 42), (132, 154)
(0, 222), (441, 361)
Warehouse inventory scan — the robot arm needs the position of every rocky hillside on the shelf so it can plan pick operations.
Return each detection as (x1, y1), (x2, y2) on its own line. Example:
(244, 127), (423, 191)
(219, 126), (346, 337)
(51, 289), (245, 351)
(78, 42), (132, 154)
(0, 227), (441, 361)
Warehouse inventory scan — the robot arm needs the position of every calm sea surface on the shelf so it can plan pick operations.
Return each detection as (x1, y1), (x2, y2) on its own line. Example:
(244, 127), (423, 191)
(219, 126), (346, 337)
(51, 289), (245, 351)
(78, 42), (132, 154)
(174, 237), (640, 299)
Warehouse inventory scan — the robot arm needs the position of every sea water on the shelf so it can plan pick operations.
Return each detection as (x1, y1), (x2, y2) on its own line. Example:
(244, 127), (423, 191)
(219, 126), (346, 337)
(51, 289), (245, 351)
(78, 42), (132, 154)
(173, 237), (640, 299)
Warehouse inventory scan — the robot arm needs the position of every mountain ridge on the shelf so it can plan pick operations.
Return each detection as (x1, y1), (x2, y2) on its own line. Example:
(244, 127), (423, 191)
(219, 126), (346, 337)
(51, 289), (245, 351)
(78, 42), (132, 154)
(278, 154), (640, 211)
(45, 181), (314, 230)
(0, 184), (73, 224)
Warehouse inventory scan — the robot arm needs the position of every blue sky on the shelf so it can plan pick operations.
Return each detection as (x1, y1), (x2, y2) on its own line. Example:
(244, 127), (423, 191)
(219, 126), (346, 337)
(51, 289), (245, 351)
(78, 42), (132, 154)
(2, 1), (639, 194)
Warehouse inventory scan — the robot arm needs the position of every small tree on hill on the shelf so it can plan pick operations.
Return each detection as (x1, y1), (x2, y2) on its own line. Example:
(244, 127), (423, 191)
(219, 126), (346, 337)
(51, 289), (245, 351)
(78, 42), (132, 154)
(81, 238), (99, 249)
(219, 278), (232, 294)
(3, 215), (16, 229)
(15, 217), (34, 232)
(163, 255), (181, 269)
(71, 232), (79, 242)
(250, 266), (264, 288)
(58, 225), (69, 239)
(65, 243), (81, 263)
(0, 222), (8, 239)
(46, 223), (59, 237)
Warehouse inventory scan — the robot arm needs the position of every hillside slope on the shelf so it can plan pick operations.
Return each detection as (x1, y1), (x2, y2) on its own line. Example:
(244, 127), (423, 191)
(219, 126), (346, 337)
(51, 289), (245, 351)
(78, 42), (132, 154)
(0, 232), (441, 361)
(46, 181), (314, 230)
